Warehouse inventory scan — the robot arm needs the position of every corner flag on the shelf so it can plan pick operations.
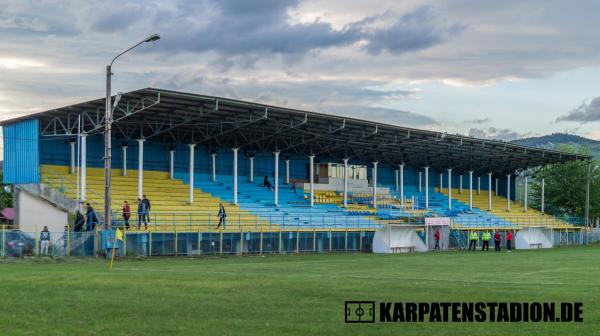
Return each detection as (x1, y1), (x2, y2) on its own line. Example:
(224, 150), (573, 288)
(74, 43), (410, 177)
(109, 229), (124, 271)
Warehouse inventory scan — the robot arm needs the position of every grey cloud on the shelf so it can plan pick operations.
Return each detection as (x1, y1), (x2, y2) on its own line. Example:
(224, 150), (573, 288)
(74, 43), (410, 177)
(364, 6), (463, 55)
(89, 3), (147, 33)
(464, 117), (491, 124)
(468, 127), (531, 141)
(556, 97), (600, 122)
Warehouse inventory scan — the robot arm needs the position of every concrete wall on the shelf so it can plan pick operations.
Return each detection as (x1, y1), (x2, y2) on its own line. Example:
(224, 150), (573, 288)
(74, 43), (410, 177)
(16, 189), (68, 235)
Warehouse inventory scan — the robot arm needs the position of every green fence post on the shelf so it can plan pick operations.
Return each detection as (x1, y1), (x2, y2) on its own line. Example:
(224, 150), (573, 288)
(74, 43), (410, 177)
(175, 231), (178, 256)
(1, 224), (5, 258)
(149, 232), (153, 257)
(313, 229), (316, 253)
(329, 229), (332, 253)
(296, 229), (300, 254)
(359, 230), (363, 252)
(240, 228), (243, 255)
(345, 229), (348, 252)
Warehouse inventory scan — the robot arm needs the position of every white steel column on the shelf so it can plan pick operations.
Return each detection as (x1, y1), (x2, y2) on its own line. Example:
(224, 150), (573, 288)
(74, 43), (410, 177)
(424, 167), (429, 209)
(70, 142), (76, 174)
(418, 171), (422, 192)
(137, 139), (144, 200)
(211, 153), (217, 182)
(249, 156), (254, 183)
(495, 178), (499, 196)
(169, 149), (175, 179)
(309, 155), (314, 207)
(285, 159), (290, 184)
(233, 148), (238, 205)
(506, 174), (511, 211)
(477, 176), (481, 195)
(541, 178), (545, 213)
(399, 164), (405, 207)
(81, 134), (87, 200)
(459, 175), (463, 194)
(343, 158), (349, 208)
(372, 161), (378, 209)
(468, 171), (473, 210)
(122, 146), (128, 176)
(394, 169), (399, 192)
(188, 144), (195, 204)
(488, 172), (492, 211)
(447, 168), (452, 210)
(524, 175), (528, 212)
(274, 151), (279, 206)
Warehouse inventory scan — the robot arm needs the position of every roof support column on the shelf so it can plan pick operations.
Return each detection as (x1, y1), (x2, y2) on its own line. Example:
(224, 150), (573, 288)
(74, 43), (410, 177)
(169, 149), (174, 179)
(249, 156), (254, 183)
(495, 178), (499, 196)
(477, 176), (481, 195)
(424, 167), (429, 210)
(459, 174), (463, 194)
(81, 134), (87, 201)
(468, 171), (473, 211)
(70, 142), (76, 174)
(524, 175), (528, 212)
(418, 171), (422, 192)
(233, 148), (238, 205)
(274, 151), (279, 206)
(343, 158), (349, 208)
(399, 164), (404, 208)
(122, 146), (128, 177)
(394, 168), (399, 192)
(309, 155), (314, 207)
(188, 144), (195, 204)
(488, 172), (492, 211)
(506, 174), (511, 211)
(541, 177), (545, 213)
(447, 168), (452, 210)
(137, 139), (144, 200)
(211, 153), (217, 182)
(285, 159), (290, 185)
(372, 161), (378, 209)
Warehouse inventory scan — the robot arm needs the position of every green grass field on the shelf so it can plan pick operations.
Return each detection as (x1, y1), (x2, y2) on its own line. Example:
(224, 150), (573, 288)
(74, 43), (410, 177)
(1, 246), (598, 335)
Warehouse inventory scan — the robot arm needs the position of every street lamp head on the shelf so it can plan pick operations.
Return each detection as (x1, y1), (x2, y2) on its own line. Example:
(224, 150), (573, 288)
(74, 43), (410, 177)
(144, 34), (161, 43)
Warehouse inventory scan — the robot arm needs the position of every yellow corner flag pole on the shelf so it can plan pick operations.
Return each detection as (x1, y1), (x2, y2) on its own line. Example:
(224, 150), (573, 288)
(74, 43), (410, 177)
(109, 228), (123, 271)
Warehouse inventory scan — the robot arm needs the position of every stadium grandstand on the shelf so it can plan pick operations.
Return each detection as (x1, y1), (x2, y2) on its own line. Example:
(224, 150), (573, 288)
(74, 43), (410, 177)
(0, 88), (593, 256)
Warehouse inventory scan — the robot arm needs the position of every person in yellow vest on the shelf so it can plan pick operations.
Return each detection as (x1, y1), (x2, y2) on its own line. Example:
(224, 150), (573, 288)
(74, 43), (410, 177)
(482, 231), (491, 251)
(468, 231), (478, 251)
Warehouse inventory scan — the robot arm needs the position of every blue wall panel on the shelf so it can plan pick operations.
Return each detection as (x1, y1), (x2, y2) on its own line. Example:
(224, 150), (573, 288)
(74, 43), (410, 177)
(3, 119), (40, 184)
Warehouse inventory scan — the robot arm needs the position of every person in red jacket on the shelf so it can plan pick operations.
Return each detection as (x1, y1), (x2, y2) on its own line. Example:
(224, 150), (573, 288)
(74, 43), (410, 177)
(506, 231), (513, 252)
(122, 201), (131, 230)
(434, 228), (441, 250)
(493, 230), (501, 251)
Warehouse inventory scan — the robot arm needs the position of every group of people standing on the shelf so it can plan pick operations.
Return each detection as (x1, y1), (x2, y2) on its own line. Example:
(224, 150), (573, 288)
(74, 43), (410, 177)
(468, 230), (513, 252)
(121, 195), (151, 230)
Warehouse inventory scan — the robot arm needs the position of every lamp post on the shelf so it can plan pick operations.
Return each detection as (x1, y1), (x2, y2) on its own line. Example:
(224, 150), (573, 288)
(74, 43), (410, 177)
(104, 34), (160, 229)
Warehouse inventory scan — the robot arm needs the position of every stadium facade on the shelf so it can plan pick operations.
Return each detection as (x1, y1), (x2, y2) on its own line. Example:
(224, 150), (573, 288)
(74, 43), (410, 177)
(0, 88), (592, 256)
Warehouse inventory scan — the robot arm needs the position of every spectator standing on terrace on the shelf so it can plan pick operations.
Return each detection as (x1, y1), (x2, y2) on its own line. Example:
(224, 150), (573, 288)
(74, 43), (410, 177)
(217, 203), (226, 229)
(433, 228), (441, 250)
(142, 195), (151, 223)
(506, 231), (513, 252)
(468, 231), (478, 251)
(122, 201), (131, 230)
(40, 226), (51, 256)
(263, 176), (273, 190)
(85, 203), (97, 231)
(494, 231), (502, 251)
(137, 198), (148, 230)
(74, 210), (85, 232)
(482, 231), (491, 251)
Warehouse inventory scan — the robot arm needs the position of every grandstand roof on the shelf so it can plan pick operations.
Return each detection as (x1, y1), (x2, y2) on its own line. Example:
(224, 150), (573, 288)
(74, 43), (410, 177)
(0, 87), (589, 175)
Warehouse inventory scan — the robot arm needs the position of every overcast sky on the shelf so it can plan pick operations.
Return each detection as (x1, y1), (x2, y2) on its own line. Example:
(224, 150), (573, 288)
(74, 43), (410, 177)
(1, 0), (600, 142)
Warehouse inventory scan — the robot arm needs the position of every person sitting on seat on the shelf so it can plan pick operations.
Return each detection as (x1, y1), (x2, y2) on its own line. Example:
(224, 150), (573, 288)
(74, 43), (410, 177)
(263, 176), (273, 190)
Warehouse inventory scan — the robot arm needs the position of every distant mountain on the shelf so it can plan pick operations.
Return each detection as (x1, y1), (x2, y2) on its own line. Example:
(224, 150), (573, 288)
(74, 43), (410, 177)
(512, 133), (600, 159)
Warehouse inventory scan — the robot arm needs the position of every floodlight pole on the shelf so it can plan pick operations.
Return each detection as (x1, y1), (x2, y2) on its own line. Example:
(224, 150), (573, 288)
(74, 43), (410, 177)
(103, 34), (160, 230)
